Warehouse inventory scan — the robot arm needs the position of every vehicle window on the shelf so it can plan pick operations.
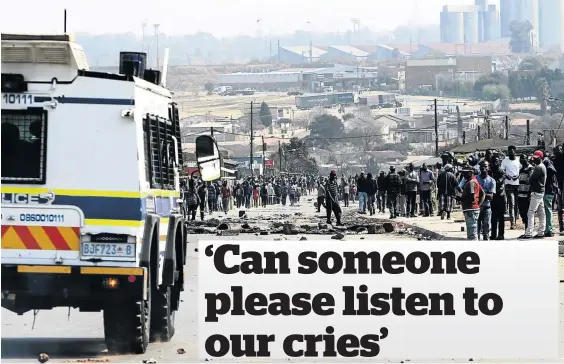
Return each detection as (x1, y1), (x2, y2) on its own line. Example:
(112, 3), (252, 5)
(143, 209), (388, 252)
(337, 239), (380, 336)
(1, 109), (47, 184)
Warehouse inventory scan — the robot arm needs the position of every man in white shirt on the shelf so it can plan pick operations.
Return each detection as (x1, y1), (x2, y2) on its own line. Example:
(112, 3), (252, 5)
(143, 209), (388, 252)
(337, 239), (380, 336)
(501, 145), (521, 229)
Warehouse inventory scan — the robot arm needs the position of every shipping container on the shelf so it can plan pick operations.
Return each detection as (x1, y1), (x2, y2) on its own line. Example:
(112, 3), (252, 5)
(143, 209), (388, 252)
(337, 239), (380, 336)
(295, 94), (335, 109)
(335, 92), (354, 104)
(359, 95), (380, 106)
(378, 93), (397, 104)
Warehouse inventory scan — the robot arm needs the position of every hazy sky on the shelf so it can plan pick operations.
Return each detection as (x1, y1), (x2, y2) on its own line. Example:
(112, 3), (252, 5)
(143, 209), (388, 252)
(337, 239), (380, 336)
(2, 0), (495, 38)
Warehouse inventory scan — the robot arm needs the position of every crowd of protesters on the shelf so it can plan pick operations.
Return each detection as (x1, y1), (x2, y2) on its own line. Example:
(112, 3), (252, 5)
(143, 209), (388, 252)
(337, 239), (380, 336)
(180, 175), (318, 221)
(181, 143), (564, 241)
(459, 145), (563, 240)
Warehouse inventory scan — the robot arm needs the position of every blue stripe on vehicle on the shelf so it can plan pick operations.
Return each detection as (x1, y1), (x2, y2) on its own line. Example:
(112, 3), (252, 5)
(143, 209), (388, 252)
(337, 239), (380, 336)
(34, 96), (135, 105)
(52, 195), (170, 221)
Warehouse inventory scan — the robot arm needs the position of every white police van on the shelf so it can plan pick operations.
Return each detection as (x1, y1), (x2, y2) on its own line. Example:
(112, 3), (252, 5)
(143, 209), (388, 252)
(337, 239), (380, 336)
(1, 33), (189, 354)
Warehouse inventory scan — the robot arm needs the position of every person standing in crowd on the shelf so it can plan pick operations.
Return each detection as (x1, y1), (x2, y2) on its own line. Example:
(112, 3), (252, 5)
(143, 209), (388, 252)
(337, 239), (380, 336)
(501, 146), (520, 230)
(357, 172), (368, 214)
(260, 183), (268, 208)
(343, 182), (350, 207)
(476, 161), (495, 241)
(489, 155), (506, 240)
(234, 183), (243, 208)
(317, 179), (326, 213)
(543, 152), (558, 237)
(437, 163), (458, 220)
(206, 182), (216, 215)
(385, 166), (401, 219)
(197, 180), (207, 221)
(281, 181), (288, 206)
(419, 163), (435, 216)
(220, 181), (231, 214)
(461, 166), (484, 241)
(517, 155), (534, 230)
(325, 170), (342, 225)
(252, 184), (259, 208)
(246, 180), (254, 208)
(554, 146), (564, 235)
(267, 182), (275, 205)
(366, 173), (376, 215)
(185, 180), (200, 221)
(350, 183), (357, 203)
(398, 169), (407, 217)
(405, 163), (419, 218)
(214, 182), (222, 212)
(520, 150), (547, 239)
(274, 183), (281, 205)
(289, 183), (296, 206)
(376, 171), (387, 214)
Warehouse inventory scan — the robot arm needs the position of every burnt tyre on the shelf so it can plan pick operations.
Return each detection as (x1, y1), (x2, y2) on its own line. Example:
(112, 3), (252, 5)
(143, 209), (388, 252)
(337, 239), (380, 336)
(103, 273), (151, 354)
(150, 286), (176, 342)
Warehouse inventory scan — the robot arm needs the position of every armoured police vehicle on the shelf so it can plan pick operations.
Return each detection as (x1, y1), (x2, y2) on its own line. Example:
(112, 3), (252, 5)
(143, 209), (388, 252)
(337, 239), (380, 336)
(1, 33), (189, 354)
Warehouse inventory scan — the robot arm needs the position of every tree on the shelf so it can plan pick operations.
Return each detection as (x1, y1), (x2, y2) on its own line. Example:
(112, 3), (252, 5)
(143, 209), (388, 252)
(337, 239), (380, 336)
(536, 77), (551, 114)
(472, 72), (508, 96)
(259, 102), (273, 127)
(347, 124), (384, 152)
(482, 84), (511, 101)
(309, 114), (344, 144)
(509, 20), (533, 53)
(204, 82), (215, 93)
(508, 74), (524, 100)
(273, 137), (318, 174)
(518, 57), (543, 71)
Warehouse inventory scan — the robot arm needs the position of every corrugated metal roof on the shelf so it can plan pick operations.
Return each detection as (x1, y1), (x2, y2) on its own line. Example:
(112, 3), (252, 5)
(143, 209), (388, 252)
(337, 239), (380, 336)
(407, 58), (457, 67)
(328, 45), (369, 57)
(280, 45), (327, 58)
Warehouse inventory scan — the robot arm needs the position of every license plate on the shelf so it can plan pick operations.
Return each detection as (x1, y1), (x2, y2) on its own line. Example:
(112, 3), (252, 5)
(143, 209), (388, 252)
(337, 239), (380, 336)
(81, 243), (136, 258)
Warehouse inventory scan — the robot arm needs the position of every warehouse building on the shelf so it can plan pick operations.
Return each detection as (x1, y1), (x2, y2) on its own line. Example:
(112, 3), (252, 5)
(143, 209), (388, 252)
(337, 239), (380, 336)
(367, 44), (412, 61)
(277, 45), (327, 64)
(320, 45), (369, 63)
(219, 64), (378, 92)
(218, 70), (308, 91)
(405, 56), (493, 91)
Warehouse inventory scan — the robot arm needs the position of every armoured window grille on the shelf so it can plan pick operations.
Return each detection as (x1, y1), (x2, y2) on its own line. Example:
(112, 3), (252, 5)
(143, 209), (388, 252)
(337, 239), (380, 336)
(1, 109), (47, 184)
(143, 105), (182, 190)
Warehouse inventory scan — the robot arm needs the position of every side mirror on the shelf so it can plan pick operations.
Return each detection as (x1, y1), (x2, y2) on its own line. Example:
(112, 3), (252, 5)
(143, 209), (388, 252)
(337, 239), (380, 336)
(195, 135), (222, 182)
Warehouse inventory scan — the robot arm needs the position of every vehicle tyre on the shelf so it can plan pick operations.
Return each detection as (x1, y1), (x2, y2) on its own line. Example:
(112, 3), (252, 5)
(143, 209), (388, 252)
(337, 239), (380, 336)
(103, 274), (151, 354)
(150, 286), (175, 342)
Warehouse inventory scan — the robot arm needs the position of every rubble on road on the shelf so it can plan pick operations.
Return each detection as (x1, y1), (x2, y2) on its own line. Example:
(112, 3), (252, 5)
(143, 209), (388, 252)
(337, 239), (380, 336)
(38, 353), (49, 363)
(183, 211), (436, 240)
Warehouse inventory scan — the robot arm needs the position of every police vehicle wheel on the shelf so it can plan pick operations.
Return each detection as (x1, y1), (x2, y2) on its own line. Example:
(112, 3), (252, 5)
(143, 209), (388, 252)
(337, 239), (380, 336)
(150, 286), (175, 342)
(104, 274), (151, 354)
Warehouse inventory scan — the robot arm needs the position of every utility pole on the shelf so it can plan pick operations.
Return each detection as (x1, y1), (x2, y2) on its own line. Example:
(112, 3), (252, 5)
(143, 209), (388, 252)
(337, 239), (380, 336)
(141, 21), (147, 53)
(526, 119), (531, 145)
(477, 125), (481, 141)
(505, 115), (509, 140)
(269, 41), (272, 60)
(154, 24), (160, 70)
(434, 98), (439, 157)
(64, 9), (67, 33)
(210, 127), (214, 137)
(277, 40), (280, 63)
(278, 140), (282, 176)
(462, 130), (466, 144)
(262, 135), (266, 176)
(250, 101), (254, 176)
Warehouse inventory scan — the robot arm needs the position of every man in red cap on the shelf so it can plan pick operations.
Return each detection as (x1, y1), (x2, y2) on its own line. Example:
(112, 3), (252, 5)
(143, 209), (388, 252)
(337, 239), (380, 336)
(519, 150), (547, 239)
(325, 170), (342, 225)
